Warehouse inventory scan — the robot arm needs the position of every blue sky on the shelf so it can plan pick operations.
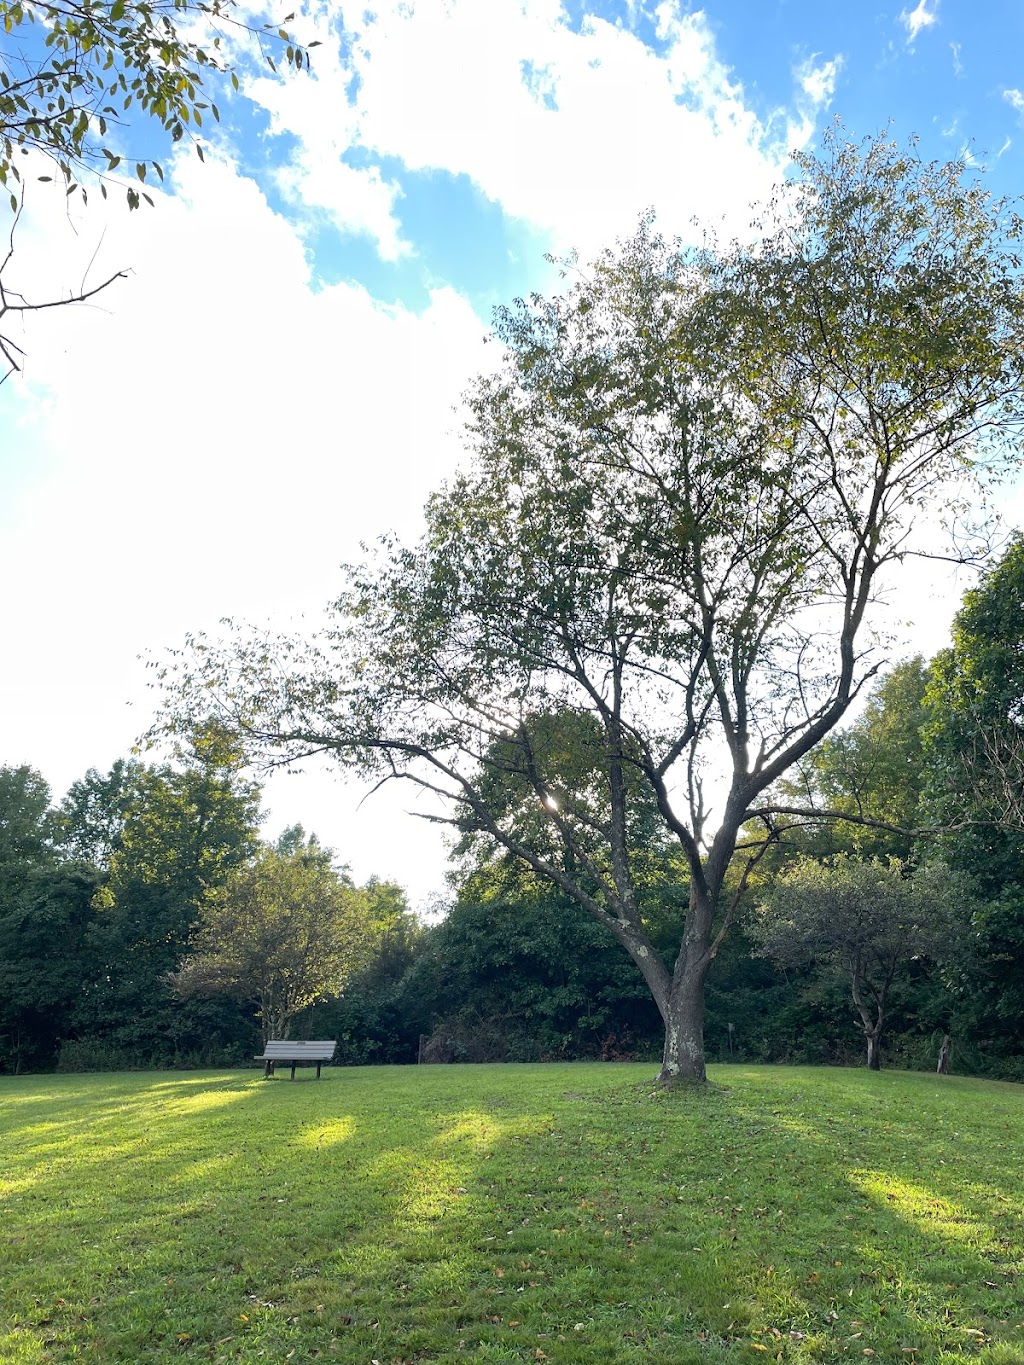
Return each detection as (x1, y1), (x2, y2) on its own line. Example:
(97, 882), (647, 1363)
(2, 0), (1023, 904)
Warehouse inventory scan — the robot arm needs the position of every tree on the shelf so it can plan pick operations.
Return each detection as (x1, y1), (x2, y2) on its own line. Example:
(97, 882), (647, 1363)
(924, 538), (1024, 1053)
(0, 0), (312, 377)
(57, 757), (142, 866)
(926, 537), (1024, 840)
(172, 838), (376, 1043)
(0, 861), (103, 1072)
(0, 764), (57, 913)
(71, 726), (262, 1058)
(157, 133), (1024, 1084)
(749, 855), (965, 1069)
(767, 660), (931, 862)
(0, 0), (310, 200)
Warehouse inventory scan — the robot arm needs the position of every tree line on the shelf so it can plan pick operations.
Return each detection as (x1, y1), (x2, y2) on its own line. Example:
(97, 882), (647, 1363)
(0, 725), (413, 1073)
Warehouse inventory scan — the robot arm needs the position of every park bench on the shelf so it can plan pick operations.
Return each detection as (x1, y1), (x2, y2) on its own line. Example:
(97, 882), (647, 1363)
(255, 1040), (337, 1079)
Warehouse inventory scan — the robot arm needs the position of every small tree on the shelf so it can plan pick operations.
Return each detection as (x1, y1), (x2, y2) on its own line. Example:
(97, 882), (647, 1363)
(172, 840), (374, 1043)
(749, 856), (965, 1069)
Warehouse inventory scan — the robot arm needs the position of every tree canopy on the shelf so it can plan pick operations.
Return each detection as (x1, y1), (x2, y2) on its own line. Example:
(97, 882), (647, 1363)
(172, 837), (377, 1043)
(156, 132), (1024, 1084)
(750, 855), (965, 1069)
(0, 0), (310, 207)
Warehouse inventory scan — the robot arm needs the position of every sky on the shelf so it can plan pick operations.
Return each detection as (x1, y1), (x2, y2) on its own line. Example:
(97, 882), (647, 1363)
(3, 0), (1024, 907)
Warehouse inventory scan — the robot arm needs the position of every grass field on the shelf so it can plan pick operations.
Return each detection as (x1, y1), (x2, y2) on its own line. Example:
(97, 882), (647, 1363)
(2, 1064), (1023, 1364)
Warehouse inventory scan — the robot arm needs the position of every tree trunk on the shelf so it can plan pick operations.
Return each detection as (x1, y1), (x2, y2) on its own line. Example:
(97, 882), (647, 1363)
(866, 1032), (882, 1070)
(657, 970), (708, 1085)
(937, 1033), (951, 1075)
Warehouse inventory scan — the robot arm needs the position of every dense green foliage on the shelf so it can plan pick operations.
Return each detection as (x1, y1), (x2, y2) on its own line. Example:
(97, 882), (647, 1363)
(173, 833), (380, 1043)
(0, 735), (398, 1074)
(3, 1064), (1024, 1363)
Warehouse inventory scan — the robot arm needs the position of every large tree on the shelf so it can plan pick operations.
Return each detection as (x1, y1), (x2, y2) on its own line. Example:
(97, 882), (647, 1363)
(158, 133), (1024, 1083)
(71, 725), (262, 1056)
(924, 537), (1024, 1051)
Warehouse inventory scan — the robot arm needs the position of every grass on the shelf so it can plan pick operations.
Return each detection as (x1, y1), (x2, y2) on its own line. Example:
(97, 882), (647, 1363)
(1, 1064), (1023, 1364)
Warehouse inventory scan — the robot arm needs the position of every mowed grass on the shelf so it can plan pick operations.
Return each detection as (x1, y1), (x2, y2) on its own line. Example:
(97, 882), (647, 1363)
(2, 1065), (1023, 1365)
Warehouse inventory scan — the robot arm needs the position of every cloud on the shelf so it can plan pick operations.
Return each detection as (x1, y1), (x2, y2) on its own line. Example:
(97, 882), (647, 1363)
(795, 54), (842, 109)
(899, 0), (938, 45)
(242, 0), (813, 266)
(1004, 89), (1024, 117)
(0, 151), (488, 900)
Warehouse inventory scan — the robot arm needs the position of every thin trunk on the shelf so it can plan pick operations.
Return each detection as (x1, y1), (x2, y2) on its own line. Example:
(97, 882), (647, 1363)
(937, 1034), (951, 1075)
(851, 964), (886, 1071)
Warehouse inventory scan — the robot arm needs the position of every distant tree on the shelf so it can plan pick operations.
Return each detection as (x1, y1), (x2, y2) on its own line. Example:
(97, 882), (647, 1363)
(57, 758), (142, 866)
(72, 725), (262, 1057)
(924, 538), (1024, 1052)
(157, 133), (1024, 1084)
(314, 880), (427, 1066)
(750, 855), (966, 1069)
(0, 765), (57, 911)
(0, 862), (103, 1072)
(778, 661), (931, 860)
(172, 838), (376, 1043)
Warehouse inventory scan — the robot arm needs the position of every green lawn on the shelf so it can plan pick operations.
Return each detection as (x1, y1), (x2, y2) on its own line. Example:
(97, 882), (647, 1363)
(2, 1064), (1023, 1364)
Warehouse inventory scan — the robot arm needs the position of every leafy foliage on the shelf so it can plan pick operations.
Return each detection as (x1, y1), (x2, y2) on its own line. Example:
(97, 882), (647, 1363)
(172, 836), (378, 1042)
(924, 537), (1024, 1054)
(750, 855), (968, 1068)
(0, 0), (312, 210)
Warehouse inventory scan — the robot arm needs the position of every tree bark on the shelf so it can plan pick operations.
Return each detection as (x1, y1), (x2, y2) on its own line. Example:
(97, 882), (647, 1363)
(866, 1032), (882, 1070)
(937, 1034), (951, 1075)
(658, 967), (709, 1085)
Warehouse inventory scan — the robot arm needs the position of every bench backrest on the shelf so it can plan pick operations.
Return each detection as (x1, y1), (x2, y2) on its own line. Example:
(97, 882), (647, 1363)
(260, 1040), (337, 1061)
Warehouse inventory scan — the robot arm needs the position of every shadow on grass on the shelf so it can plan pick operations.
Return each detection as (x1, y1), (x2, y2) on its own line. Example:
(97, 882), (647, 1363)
(1, 1064), (1022, 1363)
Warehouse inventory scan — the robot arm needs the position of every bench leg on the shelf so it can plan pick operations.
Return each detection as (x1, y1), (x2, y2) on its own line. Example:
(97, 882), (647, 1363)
(264, 1060), (272, 1079)
(316, 1063), (322, 1079)
(291, 1062), (296, 1080)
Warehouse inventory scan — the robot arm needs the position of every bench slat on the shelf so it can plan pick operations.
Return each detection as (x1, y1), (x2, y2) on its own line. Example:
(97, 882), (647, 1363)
(256, 1040), (336, 1060)
(255, 1039), (337, 1081)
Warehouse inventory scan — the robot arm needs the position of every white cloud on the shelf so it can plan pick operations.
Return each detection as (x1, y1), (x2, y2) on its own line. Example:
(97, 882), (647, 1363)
(243, 18), (412, 260)
(795, 54), (842, 109)
(900, 0), (938, 45)
(1004, 88), (1024, 116)
(0, 152), (487, 903)
(242, 0), (811, 266)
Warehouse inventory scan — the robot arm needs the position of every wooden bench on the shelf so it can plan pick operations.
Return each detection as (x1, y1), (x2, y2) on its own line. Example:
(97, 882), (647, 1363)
(255, 1040), (337, 1079)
